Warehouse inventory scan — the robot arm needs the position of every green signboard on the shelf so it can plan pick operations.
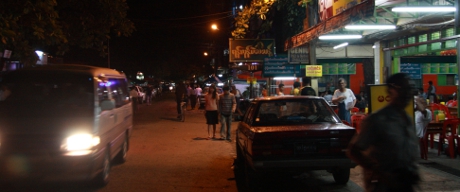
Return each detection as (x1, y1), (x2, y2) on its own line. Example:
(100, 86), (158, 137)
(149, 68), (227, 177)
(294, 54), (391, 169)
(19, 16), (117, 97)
(321, 63), (356, 75)
(421, 63), (458, 74)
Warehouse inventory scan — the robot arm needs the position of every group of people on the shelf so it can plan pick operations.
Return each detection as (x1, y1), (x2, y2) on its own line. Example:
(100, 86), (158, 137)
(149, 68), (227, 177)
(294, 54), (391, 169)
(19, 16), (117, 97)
(175, 82), (239, 141)
(275, 77), (360, 124)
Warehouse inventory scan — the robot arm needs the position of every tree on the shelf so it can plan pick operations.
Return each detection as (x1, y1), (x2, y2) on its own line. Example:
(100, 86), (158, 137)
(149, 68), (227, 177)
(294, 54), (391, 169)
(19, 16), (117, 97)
(0, 0), (135, 68)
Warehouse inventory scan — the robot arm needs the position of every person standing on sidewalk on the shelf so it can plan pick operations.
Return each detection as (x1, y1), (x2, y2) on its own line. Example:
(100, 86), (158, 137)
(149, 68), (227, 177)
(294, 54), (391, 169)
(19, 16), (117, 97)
(347, 73), (420, 192)
(130, 87), (139, 113)
(219, 85), (236, 141)
(204, 84), (219, 140)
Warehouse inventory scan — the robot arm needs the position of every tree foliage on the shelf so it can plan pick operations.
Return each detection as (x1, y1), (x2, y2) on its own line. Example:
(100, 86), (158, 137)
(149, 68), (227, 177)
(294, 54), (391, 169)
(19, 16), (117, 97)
(0, 0), (135, 67)
(232, 0), (310, 41)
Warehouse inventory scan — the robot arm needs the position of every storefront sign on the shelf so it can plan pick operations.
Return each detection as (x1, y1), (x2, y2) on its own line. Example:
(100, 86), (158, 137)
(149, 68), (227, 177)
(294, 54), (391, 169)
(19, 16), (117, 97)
(368, 84), (414, 121)
(321, 63), (356, 75)
(229, 39), (275, 62)
(421, 63), (458, 74)
(305, 65), (322, 77)
(400, 63), (421, 79)
(262, 56), (301, 77)
(288, 44), (309, 64)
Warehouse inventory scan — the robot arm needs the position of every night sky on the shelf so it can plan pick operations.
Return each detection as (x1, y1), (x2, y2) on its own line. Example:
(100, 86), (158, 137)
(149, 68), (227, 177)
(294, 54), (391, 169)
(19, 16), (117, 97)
(62, 0), (233, 78)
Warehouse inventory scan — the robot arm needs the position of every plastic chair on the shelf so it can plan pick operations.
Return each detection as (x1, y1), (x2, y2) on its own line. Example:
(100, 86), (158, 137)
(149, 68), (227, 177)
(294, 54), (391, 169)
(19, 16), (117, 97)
(351, 107), (359, 113)
(351, 114), (366, 133)
(438, 118), (459, 158)
(446, 100), (455, 107)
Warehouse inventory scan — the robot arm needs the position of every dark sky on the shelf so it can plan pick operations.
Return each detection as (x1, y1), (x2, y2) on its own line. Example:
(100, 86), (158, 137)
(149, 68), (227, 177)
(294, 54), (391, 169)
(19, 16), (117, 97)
(62, 0), (233, 77)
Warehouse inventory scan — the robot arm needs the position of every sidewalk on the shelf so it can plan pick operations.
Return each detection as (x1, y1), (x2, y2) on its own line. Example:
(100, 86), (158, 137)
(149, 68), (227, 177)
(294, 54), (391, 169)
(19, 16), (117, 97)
(141, 93), (460, 191)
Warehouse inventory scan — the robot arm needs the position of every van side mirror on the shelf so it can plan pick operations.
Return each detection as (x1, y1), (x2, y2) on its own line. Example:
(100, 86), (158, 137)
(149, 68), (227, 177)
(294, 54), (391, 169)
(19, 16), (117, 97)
(100, 99), (115, 111)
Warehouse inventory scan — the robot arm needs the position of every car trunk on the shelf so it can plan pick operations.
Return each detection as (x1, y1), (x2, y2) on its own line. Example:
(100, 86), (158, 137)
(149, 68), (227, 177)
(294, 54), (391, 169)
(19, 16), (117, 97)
(248, 123), (356, 161)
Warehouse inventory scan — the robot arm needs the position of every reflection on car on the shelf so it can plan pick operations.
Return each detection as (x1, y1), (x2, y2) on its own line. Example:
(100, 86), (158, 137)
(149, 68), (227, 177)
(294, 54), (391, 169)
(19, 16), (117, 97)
(235, 96), (356, 187)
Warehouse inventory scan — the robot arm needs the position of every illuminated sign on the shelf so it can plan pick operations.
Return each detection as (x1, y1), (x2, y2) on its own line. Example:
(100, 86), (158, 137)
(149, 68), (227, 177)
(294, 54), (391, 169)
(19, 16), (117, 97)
(368, 84), (414, 122)
(319, 0), (363, 21)
(229, 39), (275, 62)
(305, 65), (322, 77)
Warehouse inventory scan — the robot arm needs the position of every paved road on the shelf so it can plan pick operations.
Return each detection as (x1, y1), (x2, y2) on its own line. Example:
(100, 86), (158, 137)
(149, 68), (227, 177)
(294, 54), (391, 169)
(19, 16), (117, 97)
(2, 92), (460, 191)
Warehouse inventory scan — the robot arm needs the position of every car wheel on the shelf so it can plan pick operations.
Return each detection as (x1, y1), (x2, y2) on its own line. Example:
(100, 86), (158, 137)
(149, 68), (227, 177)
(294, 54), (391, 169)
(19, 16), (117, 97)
(92, 150), (110, 187)
(332, 168), (350, 184)
(114, 135), (128, 164)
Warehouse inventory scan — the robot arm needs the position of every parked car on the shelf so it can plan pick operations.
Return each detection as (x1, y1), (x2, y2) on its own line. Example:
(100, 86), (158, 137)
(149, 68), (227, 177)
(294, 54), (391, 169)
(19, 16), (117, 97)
(0, 64), (132, 186)
(235, 96), (356, 187)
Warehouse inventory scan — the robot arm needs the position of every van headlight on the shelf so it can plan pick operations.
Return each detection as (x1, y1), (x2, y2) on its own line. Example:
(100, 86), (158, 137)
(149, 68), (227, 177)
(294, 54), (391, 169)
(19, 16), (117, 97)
(61, 134), (100, 156)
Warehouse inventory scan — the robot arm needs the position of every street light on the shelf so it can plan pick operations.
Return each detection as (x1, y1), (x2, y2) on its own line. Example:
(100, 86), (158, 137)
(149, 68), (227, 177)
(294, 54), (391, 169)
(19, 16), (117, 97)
(211, 24), (219, 31)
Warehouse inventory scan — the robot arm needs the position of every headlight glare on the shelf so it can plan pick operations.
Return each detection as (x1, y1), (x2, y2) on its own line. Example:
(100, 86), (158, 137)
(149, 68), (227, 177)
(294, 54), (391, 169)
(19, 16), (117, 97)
(63, 134), (100, 151)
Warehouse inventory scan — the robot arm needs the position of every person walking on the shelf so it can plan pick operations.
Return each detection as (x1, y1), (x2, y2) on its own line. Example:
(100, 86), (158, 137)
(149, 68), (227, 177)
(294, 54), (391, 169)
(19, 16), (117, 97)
(145, 85), (153, 106)
(189, 84), (197, 110)
(332, 78), (356, 123)
(130, 87), (139, 113)
(219, 85), (236, 141)
(347, 73), (421, 192)
(231, 85), (243, 116)
(204, 84), (219, 140)
(195, 84), (202, 109)
(291, 82), (301, 96)
(277, 83), (285, 96)
(427, 81), (437, 103)
(175, 82), (187, 119)
(300, 77), (316, 96)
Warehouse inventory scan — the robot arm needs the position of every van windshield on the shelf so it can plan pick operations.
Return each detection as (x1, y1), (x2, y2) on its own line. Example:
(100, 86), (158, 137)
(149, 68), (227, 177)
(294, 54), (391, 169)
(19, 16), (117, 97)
(0, 71), (94, 116)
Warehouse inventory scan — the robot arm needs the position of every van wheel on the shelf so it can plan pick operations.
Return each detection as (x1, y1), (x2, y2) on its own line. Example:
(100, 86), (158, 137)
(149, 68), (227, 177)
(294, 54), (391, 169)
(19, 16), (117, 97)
(114, 136), (128, 164)
(332, 168), (350, 184)
(92, 151), (110, 187)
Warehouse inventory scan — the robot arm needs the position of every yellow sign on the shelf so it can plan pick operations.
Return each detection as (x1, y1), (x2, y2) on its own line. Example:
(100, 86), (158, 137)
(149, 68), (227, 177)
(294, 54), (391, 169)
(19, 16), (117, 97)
(369, 84), (414, 122)
(305, 65), (323, 77)
(246, 77), (257, 84)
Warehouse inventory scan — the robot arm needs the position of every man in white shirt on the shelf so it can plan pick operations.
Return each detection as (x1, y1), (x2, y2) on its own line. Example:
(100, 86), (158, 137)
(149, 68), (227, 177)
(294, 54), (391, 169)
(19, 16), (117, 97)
(415, 97), (432, 138)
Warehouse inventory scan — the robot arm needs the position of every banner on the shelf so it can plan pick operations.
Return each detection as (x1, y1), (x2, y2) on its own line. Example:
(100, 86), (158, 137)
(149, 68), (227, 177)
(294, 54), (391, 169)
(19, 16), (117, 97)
(368, 84), (414, 122)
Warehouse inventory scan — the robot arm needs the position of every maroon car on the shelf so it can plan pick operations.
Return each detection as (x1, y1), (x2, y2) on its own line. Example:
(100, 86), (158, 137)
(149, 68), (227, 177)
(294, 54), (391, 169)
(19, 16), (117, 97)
(235, 96), (356, 186)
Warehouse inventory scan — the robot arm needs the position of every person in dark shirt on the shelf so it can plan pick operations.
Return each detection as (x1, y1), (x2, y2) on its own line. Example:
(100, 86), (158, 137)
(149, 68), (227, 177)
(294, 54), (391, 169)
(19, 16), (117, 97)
(300, 77), (316, 96)
(175, 81), (187, 118)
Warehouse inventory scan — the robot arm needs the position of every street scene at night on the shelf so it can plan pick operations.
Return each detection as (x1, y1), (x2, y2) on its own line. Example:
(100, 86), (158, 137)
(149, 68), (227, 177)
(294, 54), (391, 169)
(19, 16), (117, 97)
(1, 0), (460, 191)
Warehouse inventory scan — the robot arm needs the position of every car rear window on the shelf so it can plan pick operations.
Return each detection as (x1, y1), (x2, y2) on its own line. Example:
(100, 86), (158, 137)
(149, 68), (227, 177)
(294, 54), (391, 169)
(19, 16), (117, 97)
(253, 99), (340, 125)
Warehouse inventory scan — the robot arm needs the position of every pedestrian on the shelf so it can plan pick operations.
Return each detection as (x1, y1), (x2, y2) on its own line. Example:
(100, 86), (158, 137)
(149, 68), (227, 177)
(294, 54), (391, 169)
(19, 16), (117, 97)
(190, 84), (197, 110)
(291, 82), (301, 96)
(204, 84), (219, 140)
(355, 91), (367, 112)
(130, 87), (139, 112)
(195, 84), (202, 109)
(231, 85), (243, 116)
(418, 88), (427, 100)
(332, 78), (356, 123)
(175, 81), (187, 119)
(323, 90), (333, 103)
(347, 73), (421, 192)
(277, 83), (285, 96)
(415, 96), (432, 138)
(219, 85), (236, 141)
(300, 77), (316, 96)
(145, 85), (153, 106)
(427, 81), (437, 103)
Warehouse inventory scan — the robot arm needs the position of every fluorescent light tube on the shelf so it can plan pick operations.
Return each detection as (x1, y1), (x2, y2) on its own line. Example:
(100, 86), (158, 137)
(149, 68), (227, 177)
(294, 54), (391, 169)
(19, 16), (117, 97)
(392, 6), (456, 12)
(273, 77), (296, 80)
(345, 25), (396, 30)
(333, 42), (349, 49)
(318, 35), (362, 40)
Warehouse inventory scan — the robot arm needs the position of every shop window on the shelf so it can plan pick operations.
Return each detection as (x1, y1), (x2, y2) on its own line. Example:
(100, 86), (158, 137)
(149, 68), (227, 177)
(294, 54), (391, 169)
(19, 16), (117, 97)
(444, 28), (454, 37)
(408, 36), (416, 44)
(431, 31), (440, 40)
(446, 74), (456, 86)
(419, 34), (427, 42)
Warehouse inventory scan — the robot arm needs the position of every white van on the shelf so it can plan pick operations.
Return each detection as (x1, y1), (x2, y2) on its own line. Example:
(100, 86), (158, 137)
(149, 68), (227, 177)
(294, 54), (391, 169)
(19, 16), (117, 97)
(0, 64), (133, 186)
